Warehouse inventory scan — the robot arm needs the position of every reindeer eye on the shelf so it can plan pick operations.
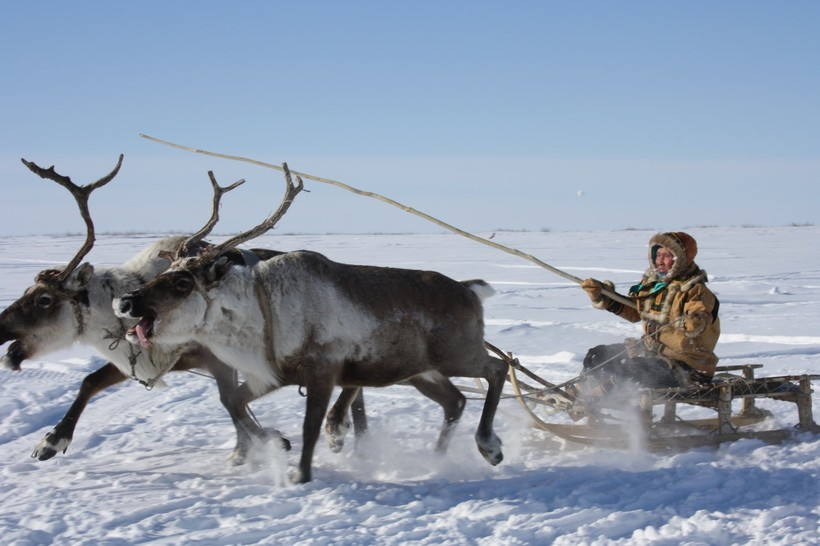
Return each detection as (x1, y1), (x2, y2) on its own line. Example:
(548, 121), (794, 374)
(37, 294), (55, 308)
(174, 277), (193, 292)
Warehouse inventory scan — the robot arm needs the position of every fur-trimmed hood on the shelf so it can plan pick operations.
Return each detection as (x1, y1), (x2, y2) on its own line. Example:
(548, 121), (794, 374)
(647, 232), (700, 281)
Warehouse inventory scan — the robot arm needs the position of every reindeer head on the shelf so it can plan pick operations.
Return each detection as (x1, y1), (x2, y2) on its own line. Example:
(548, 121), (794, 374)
(0, 156), (122, 370)
(116, 163), (303, 349)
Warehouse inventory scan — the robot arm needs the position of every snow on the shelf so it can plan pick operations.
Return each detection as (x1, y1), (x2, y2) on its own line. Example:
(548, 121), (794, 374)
(1, 227), (818, 545)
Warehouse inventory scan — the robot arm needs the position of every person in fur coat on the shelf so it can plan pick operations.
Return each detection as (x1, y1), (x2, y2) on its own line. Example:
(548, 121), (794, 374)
(578, 232), (720, 400)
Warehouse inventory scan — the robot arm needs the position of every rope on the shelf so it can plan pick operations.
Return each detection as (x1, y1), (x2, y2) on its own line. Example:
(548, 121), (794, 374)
(103, 323), (166, 390)
(485, 315), (687, 407)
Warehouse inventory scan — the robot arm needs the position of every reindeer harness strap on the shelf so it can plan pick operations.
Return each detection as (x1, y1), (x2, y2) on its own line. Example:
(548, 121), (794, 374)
(253, 271), (277, 368)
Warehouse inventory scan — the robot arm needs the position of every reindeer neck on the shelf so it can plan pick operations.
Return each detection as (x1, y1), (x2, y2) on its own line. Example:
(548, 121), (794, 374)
(189, 266), (280, 390)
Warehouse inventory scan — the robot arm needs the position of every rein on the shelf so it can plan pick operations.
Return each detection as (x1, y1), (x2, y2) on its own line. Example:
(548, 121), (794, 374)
(140, 134), (636, 310)
(105, 317), (176, 390)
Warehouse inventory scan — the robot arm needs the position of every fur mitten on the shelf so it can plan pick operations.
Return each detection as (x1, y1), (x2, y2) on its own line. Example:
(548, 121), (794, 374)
(582, 278), (615, 309)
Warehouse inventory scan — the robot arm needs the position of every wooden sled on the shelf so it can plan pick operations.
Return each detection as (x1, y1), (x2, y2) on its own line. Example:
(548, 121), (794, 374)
(484, 342), (820, 451)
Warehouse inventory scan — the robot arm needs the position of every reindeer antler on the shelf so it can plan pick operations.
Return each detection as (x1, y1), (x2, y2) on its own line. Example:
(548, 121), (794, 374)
(176, 171), (246, 257)
(211, 162), (304, 254)
(21, 154), (124, 281)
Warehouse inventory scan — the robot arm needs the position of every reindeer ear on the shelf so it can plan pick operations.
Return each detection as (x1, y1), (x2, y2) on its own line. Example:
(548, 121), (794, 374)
(57, 262), (94, 290)
(74, 262), (94, 286)
(205, 257), (233, 286)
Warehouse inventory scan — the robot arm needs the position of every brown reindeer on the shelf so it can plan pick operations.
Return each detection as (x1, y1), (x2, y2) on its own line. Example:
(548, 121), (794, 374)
(116, 163), (508, 483)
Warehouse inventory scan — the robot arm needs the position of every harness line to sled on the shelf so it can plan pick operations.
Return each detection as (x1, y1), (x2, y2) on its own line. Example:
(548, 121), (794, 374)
(139, 134), (636, 310)
(479, 317), (687, 401)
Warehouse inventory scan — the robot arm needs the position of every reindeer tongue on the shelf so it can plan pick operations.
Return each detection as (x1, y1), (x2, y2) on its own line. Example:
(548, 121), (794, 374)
(133, 319), (153, 348)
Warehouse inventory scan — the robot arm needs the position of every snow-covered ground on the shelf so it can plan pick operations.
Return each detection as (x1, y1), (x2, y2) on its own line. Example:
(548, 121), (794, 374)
(0, 227), (818, 545)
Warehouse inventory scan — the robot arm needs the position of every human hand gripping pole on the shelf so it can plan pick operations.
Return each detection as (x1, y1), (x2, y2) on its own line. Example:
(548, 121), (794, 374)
(581, 278), (620, 309)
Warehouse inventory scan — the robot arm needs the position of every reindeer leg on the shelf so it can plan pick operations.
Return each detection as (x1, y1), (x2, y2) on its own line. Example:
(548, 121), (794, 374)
(210, 367), (289, 465)
(474, 355), (506, 466)
(176, 350), (288, 465)
(297, 378), (335, 483)
(32, 362), (126, 460)
(350, 388), (368, 439)
(325, 387), (366, 453)
(206, 361), (262, 465)
(407, 374), (466, 453)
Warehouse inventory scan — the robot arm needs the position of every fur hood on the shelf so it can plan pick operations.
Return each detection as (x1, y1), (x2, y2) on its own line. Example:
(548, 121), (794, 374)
(647, 231), (700, 282)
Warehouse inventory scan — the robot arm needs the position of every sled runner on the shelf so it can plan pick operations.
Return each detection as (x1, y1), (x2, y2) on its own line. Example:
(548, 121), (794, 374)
(483, 342), (820, 451)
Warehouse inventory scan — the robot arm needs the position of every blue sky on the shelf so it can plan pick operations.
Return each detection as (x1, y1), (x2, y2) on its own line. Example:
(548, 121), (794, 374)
(2, 1), (818, 237)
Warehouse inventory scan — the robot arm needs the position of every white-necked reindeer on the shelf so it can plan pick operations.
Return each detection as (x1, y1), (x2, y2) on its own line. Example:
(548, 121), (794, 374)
(116, 164), (508, 483)
(0, 156), (303, 463)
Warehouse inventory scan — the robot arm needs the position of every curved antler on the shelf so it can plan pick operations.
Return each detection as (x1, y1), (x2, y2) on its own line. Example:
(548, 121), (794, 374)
(177, 171), (246, 257)
(21, 154), (124, 281)
(212, 162), (304, 254)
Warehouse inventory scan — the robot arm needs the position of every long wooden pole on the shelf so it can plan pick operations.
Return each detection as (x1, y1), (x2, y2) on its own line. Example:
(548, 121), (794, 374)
(139, 134), (637, 309)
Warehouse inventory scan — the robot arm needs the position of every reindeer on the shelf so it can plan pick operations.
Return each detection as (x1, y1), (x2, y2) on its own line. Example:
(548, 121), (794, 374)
(0, 156), (308, 463)
(116, 164), (508, 483)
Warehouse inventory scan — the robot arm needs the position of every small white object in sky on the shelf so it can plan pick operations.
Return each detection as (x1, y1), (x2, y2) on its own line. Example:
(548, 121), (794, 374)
(577, 190), (585, 197)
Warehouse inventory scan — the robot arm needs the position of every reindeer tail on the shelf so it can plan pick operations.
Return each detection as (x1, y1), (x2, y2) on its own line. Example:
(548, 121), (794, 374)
(462, 279), (495, 302)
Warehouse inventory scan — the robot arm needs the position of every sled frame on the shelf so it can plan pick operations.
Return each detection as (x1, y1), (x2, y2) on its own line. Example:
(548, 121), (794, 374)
(486, 343), (820, 450)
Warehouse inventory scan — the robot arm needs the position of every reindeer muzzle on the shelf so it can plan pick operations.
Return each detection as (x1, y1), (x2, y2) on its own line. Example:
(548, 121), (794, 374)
(116, 295), (155, 348)
(1, 341), (26, 371)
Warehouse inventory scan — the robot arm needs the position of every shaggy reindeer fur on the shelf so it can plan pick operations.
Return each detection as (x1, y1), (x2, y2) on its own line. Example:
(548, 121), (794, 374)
(0, 236), (288, 462)
(117, 249), (508, 483)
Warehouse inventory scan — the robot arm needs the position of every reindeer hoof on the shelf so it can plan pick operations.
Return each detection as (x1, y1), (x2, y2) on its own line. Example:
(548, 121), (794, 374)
(325, 416), (351, 454)
(289, 468), (311, 484)
(33, 447), (58, 461)
(228, 449), (248, 466)
(481, 447), (503, 466)
(32, 431), (70, 461)
(476, 433), (503, 466)
(230, 429), (292, 466)
(267, 429), (291, 452)
(327, 438), (344, 454)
